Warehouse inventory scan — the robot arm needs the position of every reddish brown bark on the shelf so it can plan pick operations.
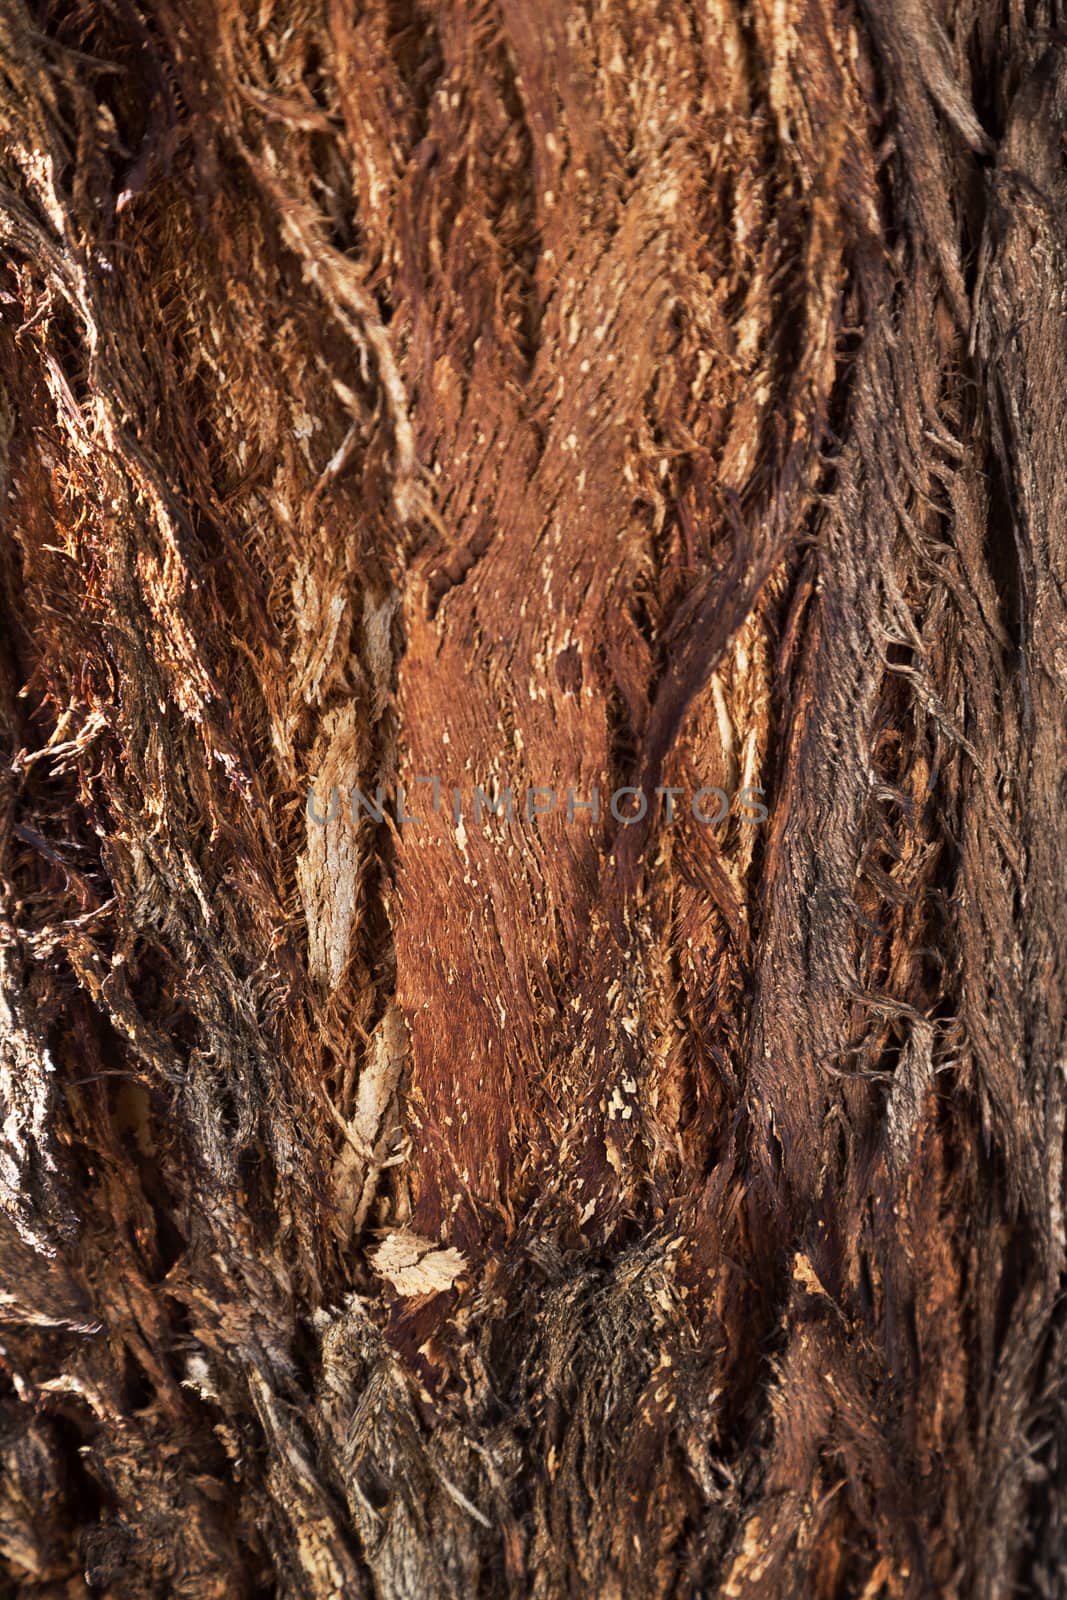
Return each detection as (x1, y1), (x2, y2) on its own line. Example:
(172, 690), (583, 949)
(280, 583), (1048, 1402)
(0, 1), (1065, 1596)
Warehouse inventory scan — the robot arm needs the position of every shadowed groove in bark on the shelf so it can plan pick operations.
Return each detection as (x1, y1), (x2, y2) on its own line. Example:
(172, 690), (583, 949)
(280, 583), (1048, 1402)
(0, 1), (1065, 1596)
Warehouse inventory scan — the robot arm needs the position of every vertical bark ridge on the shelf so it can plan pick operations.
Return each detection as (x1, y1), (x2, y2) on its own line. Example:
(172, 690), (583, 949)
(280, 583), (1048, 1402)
(0, 2), (1064, 1596)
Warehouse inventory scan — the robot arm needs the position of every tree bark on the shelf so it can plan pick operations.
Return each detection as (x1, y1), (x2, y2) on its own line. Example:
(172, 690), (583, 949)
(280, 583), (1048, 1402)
(0, 2), (1065, 1595)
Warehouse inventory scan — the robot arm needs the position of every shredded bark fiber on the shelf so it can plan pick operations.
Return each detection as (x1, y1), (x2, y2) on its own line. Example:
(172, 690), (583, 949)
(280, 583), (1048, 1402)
(0, 1), (1065, 1595)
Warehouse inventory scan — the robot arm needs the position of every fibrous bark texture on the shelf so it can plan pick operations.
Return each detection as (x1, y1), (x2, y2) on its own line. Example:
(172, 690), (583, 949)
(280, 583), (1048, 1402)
(0, 1), (1065, 1595)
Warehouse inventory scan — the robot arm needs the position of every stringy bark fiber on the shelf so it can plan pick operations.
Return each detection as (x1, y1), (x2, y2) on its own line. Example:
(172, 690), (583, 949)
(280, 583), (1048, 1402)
(0, 2), (1065, 1595)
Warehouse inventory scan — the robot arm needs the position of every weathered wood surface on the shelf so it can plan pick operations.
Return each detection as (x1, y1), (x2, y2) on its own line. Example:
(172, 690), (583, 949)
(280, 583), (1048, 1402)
(0, 2), (1065, 1595)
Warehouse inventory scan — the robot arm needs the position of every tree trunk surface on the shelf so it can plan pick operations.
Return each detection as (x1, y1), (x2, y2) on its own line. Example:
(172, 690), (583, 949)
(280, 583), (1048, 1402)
(0, 2), (1065, 1595)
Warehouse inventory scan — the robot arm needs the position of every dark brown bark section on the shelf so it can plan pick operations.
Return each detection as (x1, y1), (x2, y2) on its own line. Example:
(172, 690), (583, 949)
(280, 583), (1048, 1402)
(0, 1), (1065, 1595)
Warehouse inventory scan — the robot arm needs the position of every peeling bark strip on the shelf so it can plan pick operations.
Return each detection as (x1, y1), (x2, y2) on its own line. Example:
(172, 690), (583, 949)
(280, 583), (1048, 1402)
(0, 1), (1064, 1595)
